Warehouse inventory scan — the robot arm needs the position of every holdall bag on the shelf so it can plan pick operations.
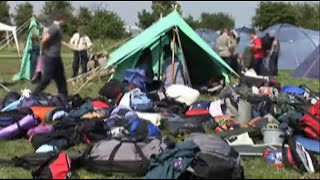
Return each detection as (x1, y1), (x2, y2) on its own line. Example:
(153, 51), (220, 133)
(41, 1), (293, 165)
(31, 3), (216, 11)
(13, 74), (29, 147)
(299, 100), (320, 140)
(32, 153), (72, 179)
(165, 84), (200, 106)
(99, 79), (127, 100)
(31, 107), (56, 123)
(80, 138), (150, 176)
(186, 133), (244, 179)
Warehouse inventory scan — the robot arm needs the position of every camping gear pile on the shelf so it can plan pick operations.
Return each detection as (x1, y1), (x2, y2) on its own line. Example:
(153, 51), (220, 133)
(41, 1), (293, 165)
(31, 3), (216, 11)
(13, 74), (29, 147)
(0, 67), (319, 179)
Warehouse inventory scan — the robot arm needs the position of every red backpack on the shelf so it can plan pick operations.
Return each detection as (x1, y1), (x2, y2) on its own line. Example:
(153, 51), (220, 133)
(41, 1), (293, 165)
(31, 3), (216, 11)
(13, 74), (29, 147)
(299, 101), (320, 140)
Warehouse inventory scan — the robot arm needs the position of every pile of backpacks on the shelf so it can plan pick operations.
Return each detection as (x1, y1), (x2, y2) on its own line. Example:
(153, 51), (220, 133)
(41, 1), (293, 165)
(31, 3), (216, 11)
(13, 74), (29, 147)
(0, 68), (319, 179)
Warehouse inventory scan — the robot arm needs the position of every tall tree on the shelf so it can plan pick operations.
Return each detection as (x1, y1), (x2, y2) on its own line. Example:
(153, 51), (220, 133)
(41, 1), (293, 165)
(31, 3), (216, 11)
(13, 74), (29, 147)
(184, 15), (200, 29)
(294, 2), (320, 30)
(77, 7), (92, 27)
(38, 1), (76, 36)
(252, 1), (297, 31)
(0, 1), (11, 25)
(198, 12), (235, 30)
(87, 5), (127, 40)
(137, 1), (182, 29)
(13, 2), (34, 27)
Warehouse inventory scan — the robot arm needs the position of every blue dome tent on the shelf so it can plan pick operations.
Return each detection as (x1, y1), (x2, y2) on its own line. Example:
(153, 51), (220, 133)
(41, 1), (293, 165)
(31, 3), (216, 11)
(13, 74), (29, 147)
(260, 23), (319, 70)
(195, 29), (219, 52)
(291, 45), (319, 79)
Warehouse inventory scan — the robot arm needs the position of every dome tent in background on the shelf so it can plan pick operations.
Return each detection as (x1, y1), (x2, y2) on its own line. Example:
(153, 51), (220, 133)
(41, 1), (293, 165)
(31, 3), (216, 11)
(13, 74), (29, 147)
(235, 26), (255, 55)
(291, 45), (320, 79)
(259, 23), (320, 70)
(195, 29), (219, 52)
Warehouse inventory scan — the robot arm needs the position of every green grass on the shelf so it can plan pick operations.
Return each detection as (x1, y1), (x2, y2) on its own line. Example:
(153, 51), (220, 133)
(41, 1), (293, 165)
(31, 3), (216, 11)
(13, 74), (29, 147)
(0, 55), (319, 179)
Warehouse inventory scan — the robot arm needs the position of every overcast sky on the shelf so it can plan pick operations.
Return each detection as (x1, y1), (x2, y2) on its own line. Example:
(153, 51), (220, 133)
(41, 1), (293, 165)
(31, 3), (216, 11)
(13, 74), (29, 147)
(8, 1), (298, 28)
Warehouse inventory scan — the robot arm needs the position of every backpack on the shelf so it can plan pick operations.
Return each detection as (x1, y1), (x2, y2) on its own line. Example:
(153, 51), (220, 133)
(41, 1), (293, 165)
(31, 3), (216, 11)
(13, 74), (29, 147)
(282, 135), (319, 173)
(80, 138), (151, 176)
(124, 68), (147, 92)
(0, 108), (33, 127)
(130, 88), (154, 112)
(0, 91), (21, 110)
(299, 101), (320, 140)
(186, 133), (244, 179)
(99, 79), (127, 100)
(32, 153), (72, 179)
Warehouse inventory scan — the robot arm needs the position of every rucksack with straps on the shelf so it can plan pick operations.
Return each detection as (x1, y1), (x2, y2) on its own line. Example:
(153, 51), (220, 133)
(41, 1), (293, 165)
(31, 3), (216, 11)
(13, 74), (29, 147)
(0, 108), (33, 127)
(282, 134), (319, 173)
(299, 100), (320, 140)
(80, 138), (170, 176)
(0, 152), (72, 179)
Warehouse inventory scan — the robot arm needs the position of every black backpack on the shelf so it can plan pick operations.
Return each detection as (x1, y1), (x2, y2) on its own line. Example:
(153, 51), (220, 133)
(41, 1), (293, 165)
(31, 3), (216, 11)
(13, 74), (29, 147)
(282, 134), (319, 173)
(186, 133), (244, 179)
(0, 91), (20, 109)
(99, 79), (127, 100)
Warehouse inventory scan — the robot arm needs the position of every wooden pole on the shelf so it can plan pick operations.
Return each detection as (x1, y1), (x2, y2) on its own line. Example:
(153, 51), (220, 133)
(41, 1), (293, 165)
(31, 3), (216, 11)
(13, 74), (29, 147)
(6, 31), (9, 51)
(171, 29), (176, 84)
(174, 27), (192, 87)
(158, 36), (162, 81)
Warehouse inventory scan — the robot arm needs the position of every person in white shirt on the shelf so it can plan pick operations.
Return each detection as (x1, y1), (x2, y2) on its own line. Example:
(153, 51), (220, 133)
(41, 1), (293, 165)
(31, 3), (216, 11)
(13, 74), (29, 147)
(69, 26), (93, 77)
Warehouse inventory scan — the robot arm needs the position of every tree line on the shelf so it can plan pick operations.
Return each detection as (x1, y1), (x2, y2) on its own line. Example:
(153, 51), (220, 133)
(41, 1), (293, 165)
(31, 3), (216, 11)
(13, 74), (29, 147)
(0, 1), (319, 41)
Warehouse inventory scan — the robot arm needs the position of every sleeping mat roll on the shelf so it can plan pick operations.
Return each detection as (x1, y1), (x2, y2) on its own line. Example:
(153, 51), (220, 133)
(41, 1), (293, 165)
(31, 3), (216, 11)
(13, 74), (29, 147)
(0, 114), (39, 140)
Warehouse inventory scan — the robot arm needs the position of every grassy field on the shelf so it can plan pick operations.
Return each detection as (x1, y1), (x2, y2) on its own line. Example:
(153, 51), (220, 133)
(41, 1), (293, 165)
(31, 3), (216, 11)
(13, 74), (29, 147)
(0, 54), (319, 179)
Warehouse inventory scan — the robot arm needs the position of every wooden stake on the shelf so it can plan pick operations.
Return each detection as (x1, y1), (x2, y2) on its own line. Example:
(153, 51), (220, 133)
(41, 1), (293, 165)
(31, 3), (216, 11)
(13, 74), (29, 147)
(171, 29), (176, 84)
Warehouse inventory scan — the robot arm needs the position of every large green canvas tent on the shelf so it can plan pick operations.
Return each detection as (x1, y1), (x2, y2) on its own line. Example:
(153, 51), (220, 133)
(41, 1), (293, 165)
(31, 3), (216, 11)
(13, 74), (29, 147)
(12, 17), (40, 81)
(105, 10), (238, 85)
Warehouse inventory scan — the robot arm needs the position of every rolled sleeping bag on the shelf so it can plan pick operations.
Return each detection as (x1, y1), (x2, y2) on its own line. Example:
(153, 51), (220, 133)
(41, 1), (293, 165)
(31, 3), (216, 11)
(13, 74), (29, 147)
(0, 114), (39, 140)
(27, 124), (54, 138)
(165, 84), (200, 106)
(136, 112), (161, 127)
(31, 106), (56, 123)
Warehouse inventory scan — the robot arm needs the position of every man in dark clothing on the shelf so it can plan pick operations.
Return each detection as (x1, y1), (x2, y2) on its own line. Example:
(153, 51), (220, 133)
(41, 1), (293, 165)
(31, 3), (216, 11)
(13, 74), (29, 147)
(33, 14), (68, 96)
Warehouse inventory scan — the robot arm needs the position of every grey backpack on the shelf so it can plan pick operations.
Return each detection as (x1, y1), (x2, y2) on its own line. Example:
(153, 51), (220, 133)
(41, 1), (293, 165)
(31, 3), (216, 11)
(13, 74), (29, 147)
(186, 133), (244, 179)
(80, 137), (175, 176)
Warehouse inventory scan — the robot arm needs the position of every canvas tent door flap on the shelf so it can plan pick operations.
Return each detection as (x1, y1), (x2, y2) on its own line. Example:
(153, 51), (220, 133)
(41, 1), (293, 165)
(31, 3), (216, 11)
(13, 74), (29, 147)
(105, 10), (238, 86)
(12, 18), (40, 81)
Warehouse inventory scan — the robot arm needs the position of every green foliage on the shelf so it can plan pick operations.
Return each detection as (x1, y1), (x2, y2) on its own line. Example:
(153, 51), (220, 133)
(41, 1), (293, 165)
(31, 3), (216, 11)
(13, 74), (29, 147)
(183, 15), (200, 29)
(37, 1), (77, 36)
(13, 2), (34, 27)
(137, 1), (182, 29)
(0, 1), (11, 25)
(294, 2), (320, 30)
(77, 7), (92, 27)
(87, 5), (127, 40)
(252, 1), (297, 31)
(198, 12), (235, 31)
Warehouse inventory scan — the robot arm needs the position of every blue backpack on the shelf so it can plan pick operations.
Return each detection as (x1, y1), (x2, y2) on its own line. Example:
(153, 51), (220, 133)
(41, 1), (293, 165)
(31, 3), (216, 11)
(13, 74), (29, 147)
(124, 69), (147, 92)
(281, 85), (305, 96)
(130, 89), (154, 112)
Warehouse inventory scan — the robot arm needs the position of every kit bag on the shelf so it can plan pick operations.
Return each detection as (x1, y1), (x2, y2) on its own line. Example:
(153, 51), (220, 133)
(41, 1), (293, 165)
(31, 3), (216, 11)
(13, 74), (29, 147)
(80, 138), (150, 176)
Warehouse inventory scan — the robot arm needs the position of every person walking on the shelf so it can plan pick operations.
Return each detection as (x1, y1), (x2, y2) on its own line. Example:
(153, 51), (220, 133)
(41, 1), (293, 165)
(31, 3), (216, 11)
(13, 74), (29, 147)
(249, 29), (263, 75)
(69, 26), (93, 78)
(216, 28), (233, 67)
(33, 14), (68, 96)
